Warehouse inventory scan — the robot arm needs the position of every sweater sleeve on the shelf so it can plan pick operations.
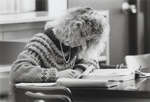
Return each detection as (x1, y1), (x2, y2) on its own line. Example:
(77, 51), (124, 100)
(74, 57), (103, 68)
(10, 50), (57, 83)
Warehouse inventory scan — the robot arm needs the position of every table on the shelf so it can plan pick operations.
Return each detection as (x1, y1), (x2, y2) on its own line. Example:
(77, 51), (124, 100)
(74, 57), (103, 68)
(69, 78), (150, 102)
(13, 78), (150, 102)
(14, 68), (150, 102)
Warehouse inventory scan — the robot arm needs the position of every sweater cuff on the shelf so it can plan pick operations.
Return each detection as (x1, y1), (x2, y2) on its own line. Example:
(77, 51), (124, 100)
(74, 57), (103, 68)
(41, 68), (57, 82)
(48, 68), (58, 82)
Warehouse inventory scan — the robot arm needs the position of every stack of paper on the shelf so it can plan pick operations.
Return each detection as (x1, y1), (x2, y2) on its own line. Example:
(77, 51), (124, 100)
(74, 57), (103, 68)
(81, 69), (135, 82)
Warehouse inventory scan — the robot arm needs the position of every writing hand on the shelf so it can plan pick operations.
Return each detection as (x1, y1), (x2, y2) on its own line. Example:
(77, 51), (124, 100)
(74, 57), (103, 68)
(57, 69), (80, 78)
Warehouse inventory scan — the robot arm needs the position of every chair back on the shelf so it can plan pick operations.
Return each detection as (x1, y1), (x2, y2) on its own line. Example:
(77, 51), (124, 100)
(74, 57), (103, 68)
(11, 84), (72, 102)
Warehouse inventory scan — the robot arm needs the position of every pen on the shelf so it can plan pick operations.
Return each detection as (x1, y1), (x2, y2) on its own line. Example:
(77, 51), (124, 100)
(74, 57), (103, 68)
(75, 74), (83, 79)
(76, 67), (95, 79)
(108, 80), (124, 83)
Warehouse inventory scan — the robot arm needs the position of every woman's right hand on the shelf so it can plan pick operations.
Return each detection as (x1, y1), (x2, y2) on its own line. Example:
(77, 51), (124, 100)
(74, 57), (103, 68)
(57, 69), (79, 78)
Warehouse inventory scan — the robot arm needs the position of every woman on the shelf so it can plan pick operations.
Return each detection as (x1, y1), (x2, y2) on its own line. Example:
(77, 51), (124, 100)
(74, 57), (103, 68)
(10, 7), (110, 83)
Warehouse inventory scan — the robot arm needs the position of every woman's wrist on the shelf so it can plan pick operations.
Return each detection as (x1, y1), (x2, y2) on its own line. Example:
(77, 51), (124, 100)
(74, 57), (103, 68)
(48, 68), (58, 82)
(41, 68), (58, 82)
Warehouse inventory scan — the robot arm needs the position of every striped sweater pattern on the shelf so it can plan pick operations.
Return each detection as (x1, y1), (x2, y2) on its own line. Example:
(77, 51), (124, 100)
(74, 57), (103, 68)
(10, 28), (86, 83)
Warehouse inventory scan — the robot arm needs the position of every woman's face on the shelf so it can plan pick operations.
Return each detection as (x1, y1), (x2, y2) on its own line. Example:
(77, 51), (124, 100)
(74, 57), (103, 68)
(63, 34), (98, 49)
(63, 38), (86, 48)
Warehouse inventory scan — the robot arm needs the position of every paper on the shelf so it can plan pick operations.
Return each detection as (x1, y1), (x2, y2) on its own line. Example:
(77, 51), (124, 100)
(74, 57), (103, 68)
(15, 83), (56, 87)
(56, 78), (119, 88)
(81, 69), (135, 82)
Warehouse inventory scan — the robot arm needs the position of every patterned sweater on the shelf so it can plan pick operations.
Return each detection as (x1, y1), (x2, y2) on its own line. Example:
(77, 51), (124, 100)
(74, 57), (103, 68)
(10, 28), (95, 83)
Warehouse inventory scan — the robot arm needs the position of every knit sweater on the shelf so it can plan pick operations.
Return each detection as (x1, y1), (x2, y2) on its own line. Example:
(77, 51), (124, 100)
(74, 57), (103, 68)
(10, 28), (96, 83)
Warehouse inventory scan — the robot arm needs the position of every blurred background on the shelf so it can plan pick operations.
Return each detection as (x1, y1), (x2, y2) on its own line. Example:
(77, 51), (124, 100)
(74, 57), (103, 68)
(0, 0), (149, 102)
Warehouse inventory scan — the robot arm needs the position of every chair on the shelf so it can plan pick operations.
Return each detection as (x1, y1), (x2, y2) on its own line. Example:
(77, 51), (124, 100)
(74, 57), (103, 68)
(11, 84), (72, 102)
(125, 54), (150, 79)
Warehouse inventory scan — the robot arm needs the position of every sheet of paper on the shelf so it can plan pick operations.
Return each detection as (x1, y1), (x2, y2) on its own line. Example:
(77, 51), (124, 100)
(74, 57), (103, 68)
(89, 69), (134, 76)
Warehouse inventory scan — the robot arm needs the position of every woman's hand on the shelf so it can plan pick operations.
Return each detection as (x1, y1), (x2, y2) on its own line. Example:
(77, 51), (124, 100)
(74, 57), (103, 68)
(57, 69), (81, 78)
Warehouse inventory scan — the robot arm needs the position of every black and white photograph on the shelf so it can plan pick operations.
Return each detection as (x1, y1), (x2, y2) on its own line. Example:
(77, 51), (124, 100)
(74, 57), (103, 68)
(0, 0), (150, 102)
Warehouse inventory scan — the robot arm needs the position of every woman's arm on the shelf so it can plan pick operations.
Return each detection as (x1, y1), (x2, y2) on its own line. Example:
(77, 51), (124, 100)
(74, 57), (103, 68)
(10, 51), (57, 83)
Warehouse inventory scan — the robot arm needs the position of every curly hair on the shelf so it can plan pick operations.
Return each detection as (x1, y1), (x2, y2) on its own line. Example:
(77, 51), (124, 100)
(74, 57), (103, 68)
(45, 7), (110, 59)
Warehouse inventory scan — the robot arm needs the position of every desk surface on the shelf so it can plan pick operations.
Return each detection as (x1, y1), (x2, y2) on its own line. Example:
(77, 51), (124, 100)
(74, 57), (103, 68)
(69, 68), (150, 98)
(69, 78), (150, 98)
(14, 68), (150, 99)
